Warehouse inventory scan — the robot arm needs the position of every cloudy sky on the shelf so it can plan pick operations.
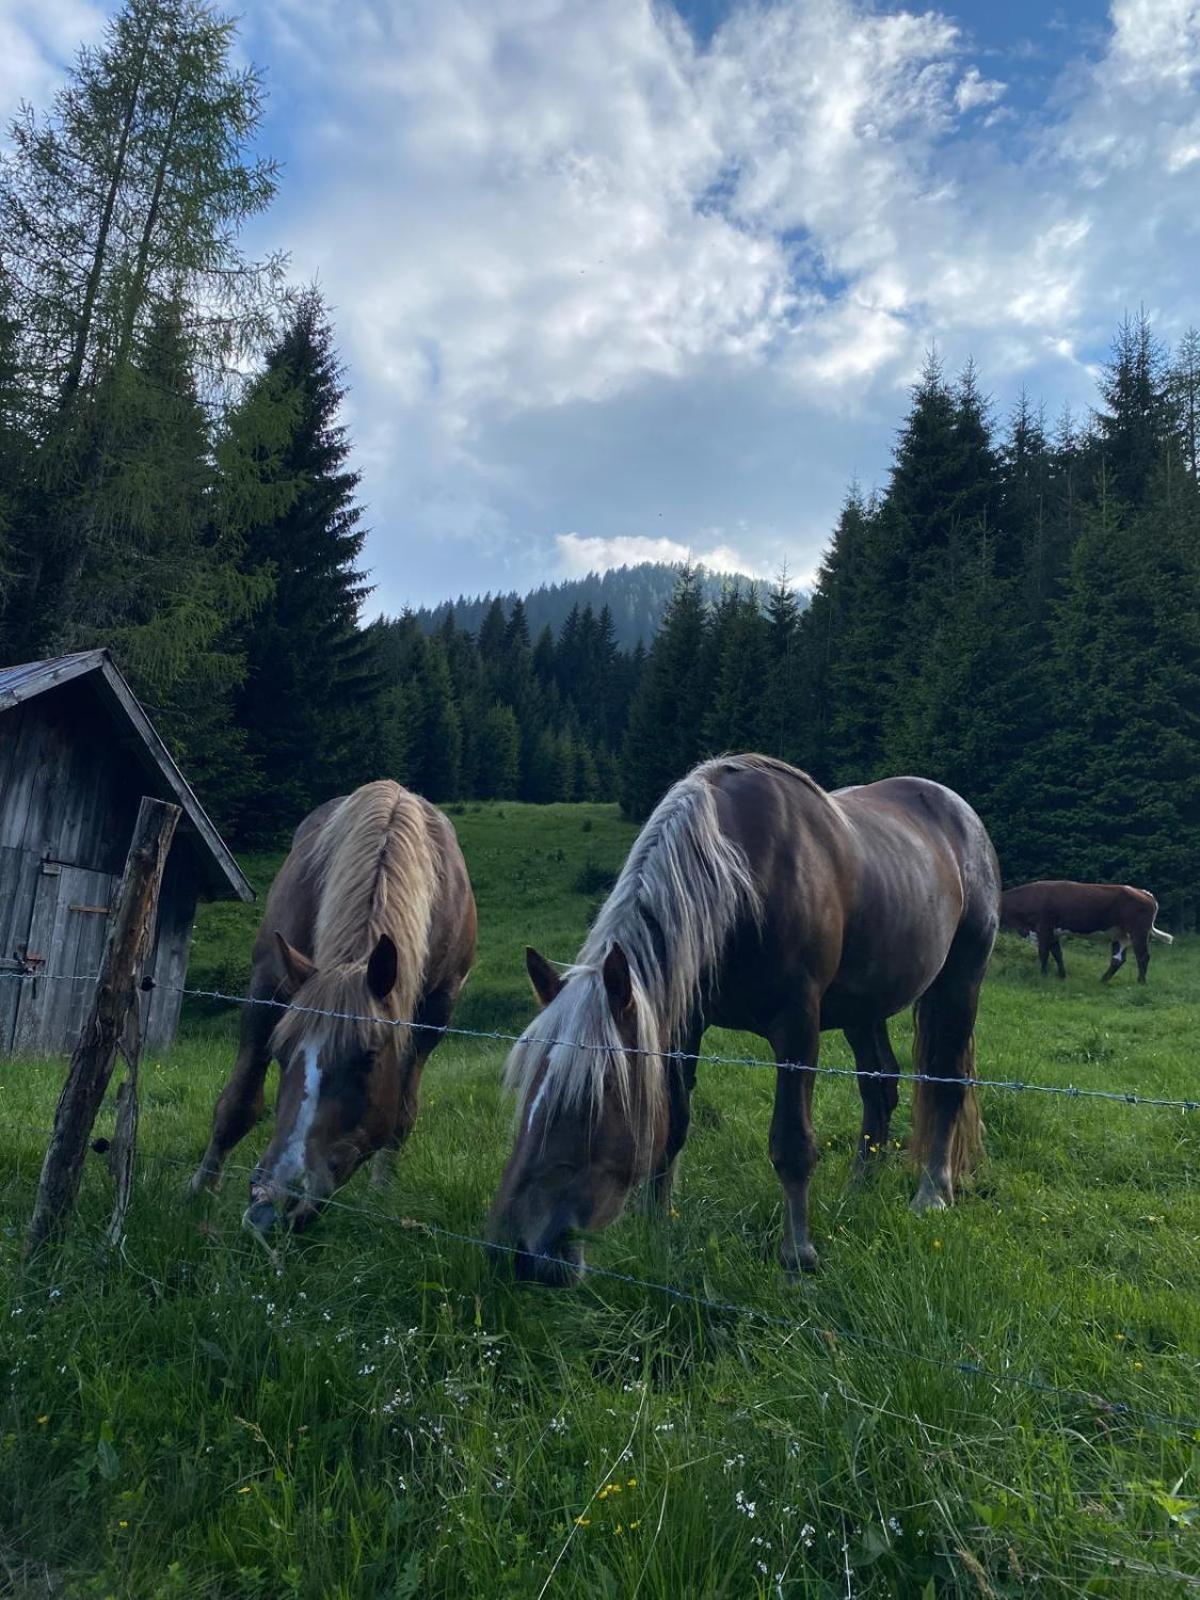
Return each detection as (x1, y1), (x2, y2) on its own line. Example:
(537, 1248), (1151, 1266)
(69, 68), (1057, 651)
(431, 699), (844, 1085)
(5, 0), (1200, 611)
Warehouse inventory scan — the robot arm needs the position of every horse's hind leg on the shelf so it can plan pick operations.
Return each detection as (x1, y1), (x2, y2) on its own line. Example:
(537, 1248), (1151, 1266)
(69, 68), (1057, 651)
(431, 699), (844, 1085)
(910, 956), (986, 1214)
(846, 1019), (900, 1172)
(189, 996), (276, 1195)
(768, 1004), (822, 1274)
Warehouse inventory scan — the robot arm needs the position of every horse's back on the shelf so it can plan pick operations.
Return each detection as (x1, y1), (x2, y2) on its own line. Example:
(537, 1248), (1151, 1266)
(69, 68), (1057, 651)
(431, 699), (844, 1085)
(706, 760), (999, 1028)
(248, 782), (475, 993)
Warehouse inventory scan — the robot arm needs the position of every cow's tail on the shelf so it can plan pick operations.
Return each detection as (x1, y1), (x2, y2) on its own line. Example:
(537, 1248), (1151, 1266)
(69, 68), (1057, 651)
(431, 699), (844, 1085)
(1150, 925), (1174, 945)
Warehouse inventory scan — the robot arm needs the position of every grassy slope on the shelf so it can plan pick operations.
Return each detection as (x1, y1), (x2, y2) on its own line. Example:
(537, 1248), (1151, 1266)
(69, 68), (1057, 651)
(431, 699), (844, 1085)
(1, 800), (1198, 1599)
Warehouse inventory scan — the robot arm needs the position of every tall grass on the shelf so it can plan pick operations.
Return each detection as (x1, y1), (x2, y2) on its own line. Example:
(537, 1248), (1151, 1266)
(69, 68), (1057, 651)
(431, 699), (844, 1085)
(1, 802), (1198, 1597)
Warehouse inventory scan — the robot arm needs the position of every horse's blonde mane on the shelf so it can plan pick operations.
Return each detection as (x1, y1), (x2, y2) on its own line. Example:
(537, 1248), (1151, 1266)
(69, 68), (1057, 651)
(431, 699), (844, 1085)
(273, 781), (438, 1059)
(504, 758), (763, 1147)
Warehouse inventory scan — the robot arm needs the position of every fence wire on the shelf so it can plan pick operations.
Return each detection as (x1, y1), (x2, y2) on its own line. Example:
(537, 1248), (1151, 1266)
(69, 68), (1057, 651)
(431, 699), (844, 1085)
(177, 983), (1200, 1113)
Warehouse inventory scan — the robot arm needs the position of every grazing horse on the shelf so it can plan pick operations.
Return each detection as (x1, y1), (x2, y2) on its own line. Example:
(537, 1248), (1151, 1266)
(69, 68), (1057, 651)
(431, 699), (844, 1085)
(999, 880), (1172, 983)
(189, 780), (476, 1233)
(489, 754), (1000, 1284)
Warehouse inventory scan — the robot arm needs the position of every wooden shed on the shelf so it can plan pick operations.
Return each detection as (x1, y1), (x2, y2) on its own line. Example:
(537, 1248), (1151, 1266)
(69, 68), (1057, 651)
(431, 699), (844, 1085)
(0, 650), (253, 1055)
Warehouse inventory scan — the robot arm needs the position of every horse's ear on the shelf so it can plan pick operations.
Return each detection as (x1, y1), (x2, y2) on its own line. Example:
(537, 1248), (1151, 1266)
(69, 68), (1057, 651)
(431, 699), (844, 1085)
(367, 934), (399, 1002)
(526, 947), (563, 1009)
(274, 931), (316, 996)
(602, 942), (634, 1019)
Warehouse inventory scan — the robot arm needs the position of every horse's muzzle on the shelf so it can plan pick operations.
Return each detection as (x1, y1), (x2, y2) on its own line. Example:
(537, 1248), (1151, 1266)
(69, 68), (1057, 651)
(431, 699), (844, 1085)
(510, 1235), (584, 1287)
(243, 1199), (282, 1236)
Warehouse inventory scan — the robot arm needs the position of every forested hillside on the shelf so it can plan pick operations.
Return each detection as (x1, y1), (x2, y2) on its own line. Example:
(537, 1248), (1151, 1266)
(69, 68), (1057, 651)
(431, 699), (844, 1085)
(412, 564), (764, 649)
(1, 0), (1196, 910)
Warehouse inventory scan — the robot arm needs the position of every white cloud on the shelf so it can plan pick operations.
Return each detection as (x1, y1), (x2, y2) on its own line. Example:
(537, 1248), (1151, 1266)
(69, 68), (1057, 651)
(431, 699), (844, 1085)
(954, 67), (1007, 112)
(0, 0), (106, 112)
(555, 532), (768, 579)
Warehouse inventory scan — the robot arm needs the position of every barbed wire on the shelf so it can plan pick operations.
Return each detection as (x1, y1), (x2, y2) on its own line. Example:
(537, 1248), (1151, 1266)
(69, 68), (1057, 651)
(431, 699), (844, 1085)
(6, 1117), (1198, 1443)
(6, 965), (1196, 1112)
(176, 983), (1200, 1113)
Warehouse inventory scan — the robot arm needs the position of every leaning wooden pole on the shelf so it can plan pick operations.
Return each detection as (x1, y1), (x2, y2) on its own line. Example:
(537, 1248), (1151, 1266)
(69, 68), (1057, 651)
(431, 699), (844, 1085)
(25, 796), (180, 1260)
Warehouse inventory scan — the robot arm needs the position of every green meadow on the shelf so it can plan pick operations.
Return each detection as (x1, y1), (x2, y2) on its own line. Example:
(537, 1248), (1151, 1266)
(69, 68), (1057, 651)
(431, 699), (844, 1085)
(2, 801), (1198, 1598)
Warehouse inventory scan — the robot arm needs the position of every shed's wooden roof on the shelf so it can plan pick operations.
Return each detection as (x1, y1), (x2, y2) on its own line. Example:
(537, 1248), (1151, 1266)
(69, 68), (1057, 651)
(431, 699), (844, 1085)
(0, 651), (253, 902)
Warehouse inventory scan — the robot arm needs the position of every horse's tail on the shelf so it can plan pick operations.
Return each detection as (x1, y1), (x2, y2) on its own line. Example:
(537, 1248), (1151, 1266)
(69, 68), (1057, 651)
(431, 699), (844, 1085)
(909, 997), (984, 1188)
(1150, 925), (1174, 944)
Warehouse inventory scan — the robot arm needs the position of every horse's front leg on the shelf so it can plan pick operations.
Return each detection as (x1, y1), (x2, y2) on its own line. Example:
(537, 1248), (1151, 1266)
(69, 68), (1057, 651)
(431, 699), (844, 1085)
(643, 1031), (699, 1216)
(189, 996), (276, 1195)
(768, 1007), (822, 1275)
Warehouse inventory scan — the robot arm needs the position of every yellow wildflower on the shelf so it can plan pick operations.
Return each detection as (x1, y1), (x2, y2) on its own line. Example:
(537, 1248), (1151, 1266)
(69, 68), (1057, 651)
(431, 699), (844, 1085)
(574, 1516), (591, 1527)
(627, 1478), (637, 1487)
(36, 1415), (49, 1425)
(932, 1239), (943, 1251)
(238, 1486), (253, 1494)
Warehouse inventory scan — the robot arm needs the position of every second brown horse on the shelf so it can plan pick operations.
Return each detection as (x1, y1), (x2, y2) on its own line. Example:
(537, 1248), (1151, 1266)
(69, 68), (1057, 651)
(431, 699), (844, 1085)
(490, 754), (1000, 1283)
(190, 780), (476, 1233)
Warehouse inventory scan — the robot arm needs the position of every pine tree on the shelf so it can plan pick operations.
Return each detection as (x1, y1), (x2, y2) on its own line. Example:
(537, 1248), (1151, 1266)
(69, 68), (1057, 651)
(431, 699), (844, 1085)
(702, 585), (769, 754)
(802, 486), (893, 783)
(229, 290), (376, 842)
(1093, 310), (1171, 506)
(477, 597), (507, 661)
(620, 565), (710, 817)
(475, 703), (520, 799)
(1168, 327), (1200, 480)
(762, 568), (803, 763)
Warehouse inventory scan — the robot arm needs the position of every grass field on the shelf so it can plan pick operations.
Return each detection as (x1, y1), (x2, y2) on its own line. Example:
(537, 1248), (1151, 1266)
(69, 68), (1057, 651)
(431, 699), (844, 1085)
(2, 800), (1199, 1599)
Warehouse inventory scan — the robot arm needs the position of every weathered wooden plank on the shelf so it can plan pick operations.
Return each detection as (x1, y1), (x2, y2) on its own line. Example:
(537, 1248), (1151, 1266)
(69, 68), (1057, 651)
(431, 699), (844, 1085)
(0, 846), (39, 1052)
(25, 797), (181, 1258)
(144, 863), (196, 1048)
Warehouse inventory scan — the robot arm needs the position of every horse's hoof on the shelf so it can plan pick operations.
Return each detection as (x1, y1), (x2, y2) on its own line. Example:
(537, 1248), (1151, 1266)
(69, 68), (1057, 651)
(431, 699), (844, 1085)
(911, 1179), (949, 1215)
(782, 1242), (820, 1275)
(186, 1168), (218, 1199)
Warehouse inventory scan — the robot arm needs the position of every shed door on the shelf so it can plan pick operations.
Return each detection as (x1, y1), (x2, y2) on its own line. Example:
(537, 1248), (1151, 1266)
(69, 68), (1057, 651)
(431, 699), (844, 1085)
(12, 862), (117, 1056)
(0, 845), (41, 1051)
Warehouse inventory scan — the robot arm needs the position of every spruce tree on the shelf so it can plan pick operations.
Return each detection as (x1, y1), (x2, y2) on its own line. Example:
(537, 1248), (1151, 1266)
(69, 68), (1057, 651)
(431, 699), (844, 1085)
(230, 290), (376, 842)
(702, 585), (769, 754)
(763, 568), (803, 763)
(620, 565), (710, 817)
(475, 704), (520, 799)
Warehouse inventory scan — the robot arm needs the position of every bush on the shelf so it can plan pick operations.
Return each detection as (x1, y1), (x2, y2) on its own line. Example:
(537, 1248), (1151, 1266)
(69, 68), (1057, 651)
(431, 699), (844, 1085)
(572, 859), (618, 896)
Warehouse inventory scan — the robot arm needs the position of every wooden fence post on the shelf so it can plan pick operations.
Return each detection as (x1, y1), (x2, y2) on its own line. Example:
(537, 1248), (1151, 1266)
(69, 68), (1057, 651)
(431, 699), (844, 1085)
(25, 797), (180, 1259)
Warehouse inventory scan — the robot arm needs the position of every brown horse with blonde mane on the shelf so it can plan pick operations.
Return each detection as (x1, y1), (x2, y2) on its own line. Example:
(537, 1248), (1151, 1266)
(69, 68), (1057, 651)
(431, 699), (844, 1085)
(190, 780), (476, 1233)
(490, 755), (1000, 1284)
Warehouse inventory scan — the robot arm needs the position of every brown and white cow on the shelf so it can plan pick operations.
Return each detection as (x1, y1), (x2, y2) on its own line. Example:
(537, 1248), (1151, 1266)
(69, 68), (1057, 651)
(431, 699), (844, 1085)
(999, 880), (1172, 982)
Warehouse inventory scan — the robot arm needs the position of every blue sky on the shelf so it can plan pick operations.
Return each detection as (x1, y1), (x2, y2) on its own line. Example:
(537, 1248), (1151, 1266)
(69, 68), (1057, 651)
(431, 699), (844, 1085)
(5, 0), (1199, 611)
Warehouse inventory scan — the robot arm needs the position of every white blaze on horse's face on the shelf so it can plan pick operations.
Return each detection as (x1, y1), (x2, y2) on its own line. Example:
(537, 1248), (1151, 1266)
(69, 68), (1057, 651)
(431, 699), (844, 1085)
(278, 1042), (322, 1190)
(248, 1039), (323, 1221)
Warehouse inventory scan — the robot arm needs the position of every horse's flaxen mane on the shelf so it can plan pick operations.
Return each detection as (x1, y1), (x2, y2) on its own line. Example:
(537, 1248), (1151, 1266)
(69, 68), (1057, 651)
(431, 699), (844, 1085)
(504, 757), (764, 1147)
(273, 781), (438, 1059)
